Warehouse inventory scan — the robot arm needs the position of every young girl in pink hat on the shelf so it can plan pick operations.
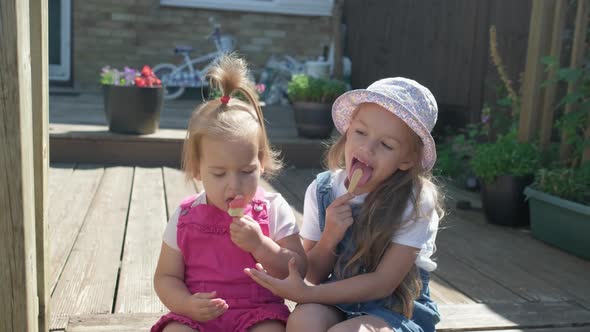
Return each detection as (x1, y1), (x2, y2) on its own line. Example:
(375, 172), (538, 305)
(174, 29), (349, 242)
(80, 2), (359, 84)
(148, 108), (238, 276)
(151, 54), (306, 332)
(247, 77), (444, 332)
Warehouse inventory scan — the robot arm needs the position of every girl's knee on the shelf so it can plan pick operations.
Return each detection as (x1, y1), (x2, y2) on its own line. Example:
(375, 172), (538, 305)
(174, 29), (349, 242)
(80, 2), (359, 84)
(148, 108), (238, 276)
(287, 304), (343, 331)
(248, 319), (286, 332)
(162, 322), (198, 332)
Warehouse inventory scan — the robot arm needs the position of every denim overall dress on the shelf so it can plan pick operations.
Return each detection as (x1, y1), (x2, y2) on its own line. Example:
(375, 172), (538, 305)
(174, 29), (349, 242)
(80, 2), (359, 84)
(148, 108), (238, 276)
(315, 171), (440, 332)
(151, 188), (290, 332)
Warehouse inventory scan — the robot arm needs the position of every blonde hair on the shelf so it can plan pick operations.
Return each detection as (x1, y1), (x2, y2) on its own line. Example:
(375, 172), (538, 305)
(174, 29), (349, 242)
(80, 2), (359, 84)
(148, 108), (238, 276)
(182, 54), (282, 180)
(326, 126), (444, 319)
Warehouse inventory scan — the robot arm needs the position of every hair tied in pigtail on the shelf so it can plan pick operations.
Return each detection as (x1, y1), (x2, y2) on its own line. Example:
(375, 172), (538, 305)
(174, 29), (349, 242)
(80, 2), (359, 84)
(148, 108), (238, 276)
(220, 95), (230, 104)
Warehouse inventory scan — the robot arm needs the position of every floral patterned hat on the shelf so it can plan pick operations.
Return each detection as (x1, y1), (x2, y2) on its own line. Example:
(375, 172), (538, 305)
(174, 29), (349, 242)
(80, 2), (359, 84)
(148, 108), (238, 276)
(332, 77), (438, 171)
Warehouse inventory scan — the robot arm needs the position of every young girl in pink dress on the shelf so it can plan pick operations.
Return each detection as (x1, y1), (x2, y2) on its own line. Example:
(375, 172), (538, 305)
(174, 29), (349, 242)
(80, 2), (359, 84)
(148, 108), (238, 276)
(151, 54), (306, 332)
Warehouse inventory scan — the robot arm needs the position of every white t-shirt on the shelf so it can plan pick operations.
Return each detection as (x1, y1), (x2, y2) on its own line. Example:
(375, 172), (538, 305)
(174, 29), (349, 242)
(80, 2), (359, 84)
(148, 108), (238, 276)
(300, 170), (439, 271)
(163, 191), (299, 251)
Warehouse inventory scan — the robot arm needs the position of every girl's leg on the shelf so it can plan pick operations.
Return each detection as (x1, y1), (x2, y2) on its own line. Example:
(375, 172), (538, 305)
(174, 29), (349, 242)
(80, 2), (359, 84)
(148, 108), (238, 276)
(286, 303), (344, 332)
(162, 322), (199, 332)
(248, 319), (285, 332)
(327, 315), (393, 332)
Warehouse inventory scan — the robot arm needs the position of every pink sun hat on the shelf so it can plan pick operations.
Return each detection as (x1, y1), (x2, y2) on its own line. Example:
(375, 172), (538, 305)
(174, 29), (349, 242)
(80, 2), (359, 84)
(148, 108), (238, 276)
(332, 77), (438, 172)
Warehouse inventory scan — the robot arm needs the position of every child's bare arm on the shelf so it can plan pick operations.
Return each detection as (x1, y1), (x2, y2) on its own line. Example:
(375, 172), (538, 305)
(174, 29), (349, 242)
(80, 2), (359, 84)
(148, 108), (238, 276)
(154, 243), (227, 320)
(302, 239), (337, 284)
(304, 243), (418, 304)
(251, 233), (306, 279)
(305, 192), (355, 284)
(247, 242), (418, 305)
(154, 243), (190, 313)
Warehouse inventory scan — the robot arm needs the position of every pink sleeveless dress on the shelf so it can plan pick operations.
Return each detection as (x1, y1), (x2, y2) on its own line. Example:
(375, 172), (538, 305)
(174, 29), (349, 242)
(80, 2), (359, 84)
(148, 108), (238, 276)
(151, 188), (290, 331)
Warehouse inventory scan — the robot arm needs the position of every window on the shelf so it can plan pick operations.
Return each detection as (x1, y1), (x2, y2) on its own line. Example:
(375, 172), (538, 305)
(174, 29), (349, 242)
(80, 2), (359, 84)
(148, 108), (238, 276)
(49, 0), (71, 81)
(160, 0), (334, 17)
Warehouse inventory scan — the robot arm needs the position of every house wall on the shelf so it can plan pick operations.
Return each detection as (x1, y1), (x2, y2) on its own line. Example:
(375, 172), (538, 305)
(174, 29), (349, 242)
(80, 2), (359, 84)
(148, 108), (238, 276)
(73, 0), (332, 90)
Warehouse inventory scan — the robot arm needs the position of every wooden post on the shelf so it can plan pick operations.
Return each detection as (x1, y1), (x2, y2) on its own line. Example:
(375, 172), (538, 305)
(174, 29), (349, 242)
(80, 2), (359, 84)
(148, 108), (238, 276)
(0, 0), (40, 331)
(540, 0), (567, 149)
(30, 0), (49, 330)
(583, 116), (590, 162)
(560, 0), (589, 162)
(518, 0), (555, 142)
(332, 0), (344, 80)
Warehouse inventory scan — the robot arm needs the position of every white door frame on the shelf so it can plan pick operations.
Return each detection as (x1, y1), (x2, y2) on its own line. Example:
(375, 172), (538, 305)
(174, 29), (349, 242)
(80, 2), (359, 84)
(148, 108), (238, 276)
(49, 0), (71, 81)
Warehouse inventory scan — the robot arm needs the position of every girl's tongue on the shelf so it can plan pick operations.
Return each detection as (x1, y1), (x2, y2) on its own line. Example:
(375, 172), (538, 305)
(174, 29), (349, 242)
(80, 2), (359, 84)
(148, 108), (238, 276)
(348, 159), (373, 188)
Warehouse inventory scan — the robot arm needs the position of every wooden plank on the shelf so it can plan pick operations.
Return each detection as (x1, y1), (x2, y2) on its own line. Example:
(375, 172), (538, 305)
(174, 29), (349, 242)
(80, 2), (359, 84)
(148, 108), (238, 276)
(518, 0), (555, 142)
(48, 163), (75, 203)
(437, 302), (590, 331)
(66, 302), (590, 332)
(67, 313), (158, 332)
(433, 247), (524, 304)
(449, 207), (590, 296)
(439, 211), (590, 304)
(0, 0), (39, 329)
(428, 274), (474, 305)
(115, 167), (167, 314)
(49, 167), (134, 330)
(260, 177), (304, 228)
(540, 0), (567, 148)
(437, 215), (569, 302)
(48, 165), (105, 293)
(468, 328), (590, 332)
(443, 181), (482, 209)
(30, 0), (50, 329)
(560, 0), (589, 161)
(162, 167), (198, 220)
(275, 168), (319, 203)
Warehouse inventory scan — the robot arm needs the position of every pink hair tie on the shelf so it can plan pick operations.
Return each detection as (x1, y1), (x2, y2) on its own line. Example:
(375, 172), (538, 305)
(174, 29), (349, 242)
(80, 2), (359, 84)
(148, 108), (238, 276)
(220, 95), (230, 104)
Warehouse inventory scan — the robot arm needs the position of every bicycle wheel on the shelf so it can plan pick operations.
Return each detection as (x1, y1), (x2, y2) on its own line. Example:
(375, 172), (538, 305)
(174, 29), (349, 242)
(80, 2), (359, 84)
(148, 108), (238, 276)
(153, 63), (186, 100)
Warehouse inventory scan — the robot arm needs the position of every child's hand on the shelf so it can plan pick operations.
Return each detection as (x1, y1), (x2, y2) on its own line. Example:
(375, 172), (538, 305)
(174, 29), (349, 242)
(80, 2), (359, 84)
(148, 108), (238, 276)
(323, 192), (355, 248)
(245, 258), (311, 303)
(183, 291), (228, 322)
(230, 215), (264, 252)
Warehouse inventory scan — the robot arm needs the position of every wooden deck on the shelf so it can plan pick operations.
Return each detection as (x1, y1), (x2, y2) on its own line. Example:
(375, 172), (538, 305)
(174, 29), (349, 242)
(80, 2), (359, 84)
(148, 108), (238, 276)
(48, 164), (590, 332)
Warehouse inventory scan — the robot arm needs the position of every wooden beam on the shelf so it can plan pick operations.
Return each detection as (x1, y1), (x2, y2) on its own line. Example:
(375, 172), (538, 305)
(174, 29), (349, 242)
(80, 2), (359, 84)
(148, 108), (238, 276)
(331, 0), (344, 80)
(584, 111), (590, 163)
(29, 0), (49, 330)
(540, 0), (567, 148)
(519, 0), (555, 142)
(560, 0), (589, 162)
(0, 0), (39, 331)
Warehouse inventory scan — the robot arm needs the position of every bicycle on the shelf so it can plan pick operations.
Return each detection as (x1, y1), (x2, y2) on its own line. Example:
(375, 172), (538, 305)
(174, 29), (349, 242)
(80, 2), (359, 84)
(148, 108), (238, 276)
(153, 18), (235, 100)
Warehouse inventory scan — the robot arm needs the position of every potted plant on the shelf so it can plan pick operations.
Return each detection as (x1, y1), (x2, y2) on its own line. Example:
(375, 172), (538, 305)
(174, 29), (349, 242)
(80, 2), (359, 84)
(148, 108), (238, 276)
(287, 74), (347, 138)
(470, 131), (541, 226)
(523, 56), (590, 259)
(100, 65), (164, 135)
(524, 165), (590, 259)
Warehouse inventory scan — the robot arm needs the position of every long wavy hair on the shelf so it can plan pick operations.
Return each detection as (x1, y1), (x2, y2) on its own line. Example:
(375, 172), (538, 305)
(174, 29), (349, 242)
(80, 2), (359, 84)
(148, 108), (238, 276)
(182, 54), (282, 180)
(326, 128), (444, 318)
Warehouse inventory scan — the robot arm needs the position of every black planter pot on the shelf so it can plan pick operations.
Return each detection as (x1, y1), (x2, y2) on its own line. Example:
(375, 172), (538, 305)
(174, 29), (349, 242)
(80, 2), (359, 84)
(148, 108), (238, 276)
(481, 175), (534, 226)
(292, 101), (334, 139)
(103, 85), (164, 134)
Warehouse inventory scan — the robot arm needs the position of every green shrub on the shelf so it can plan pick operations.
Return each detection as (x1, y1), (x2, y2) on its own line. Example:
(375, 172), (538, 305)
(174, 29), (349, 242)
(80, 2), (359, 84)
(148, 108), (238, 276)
(470, 132), (541, 183)
(535, 163), (590, 205)
(287, 74), (347, 103)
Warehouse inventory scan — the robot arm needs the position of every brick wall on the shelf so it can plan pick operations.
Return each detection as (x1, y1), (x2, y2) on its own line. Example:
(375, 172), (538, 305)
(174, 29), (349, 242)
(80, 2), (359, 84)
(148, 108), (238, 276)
(74, 0), (333, 90)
